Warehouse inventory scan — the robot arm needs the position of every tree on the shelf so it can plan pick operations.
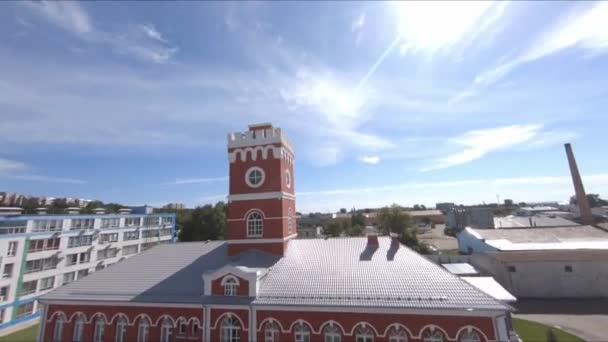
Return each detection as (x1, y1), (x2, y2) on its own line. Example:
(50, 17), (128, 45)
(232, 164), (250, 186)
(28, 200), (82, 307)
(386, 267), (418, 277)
(570, 193), (608, 207)
(351, 211), (366, 227)
(377, 205), (428, 253)
(323, 220), (343, 237)
(21, 197), (40, 214)
(413, 204), (421, 211)
(504, 199), (514, 207)
(178, 202), (226, 242)
(339, 208), (347, 214)
(347, 224), (363, 237)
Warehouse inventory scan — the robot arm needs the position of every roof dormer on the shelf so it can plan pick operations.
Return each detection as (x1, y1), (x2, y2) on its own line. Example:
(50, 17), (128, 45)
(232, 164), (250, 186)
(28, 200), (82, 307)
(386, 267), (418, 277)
(202, 264), (268, 297)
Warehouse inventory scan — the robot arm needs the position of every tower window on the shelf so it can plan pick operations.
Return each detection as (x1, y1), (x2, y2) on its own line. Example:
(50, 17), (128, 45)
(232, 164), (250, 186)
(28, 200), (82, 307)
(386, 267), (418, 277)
(285, 169), (291, 188)
(288, 208), (293, 235)
(247, 212), (263, 237)
(245, 167), (265, 188)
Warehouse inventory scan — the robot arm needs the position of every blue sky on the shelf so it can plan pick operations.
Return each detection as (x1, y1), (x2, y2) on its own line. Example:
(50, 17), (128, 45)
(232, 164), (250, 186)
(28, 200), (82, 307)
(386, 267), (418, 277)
(1, 1), (608, 212)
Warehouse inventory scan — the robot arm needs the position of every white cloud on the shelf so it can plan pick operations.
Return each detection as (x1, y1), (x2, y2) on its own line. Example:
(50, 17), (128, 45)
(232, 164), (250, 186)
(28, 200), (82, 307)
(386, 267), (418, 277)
(351, 12), (366, 47)
(20, 1), (177, 64)
(165, 177), (229, 185)
(423, 124), (542, 171)
(359, 156), (380, 164)
(139, 24), (167, 43)
(393, 1), (507, 56)
(0, 158), (28, 172)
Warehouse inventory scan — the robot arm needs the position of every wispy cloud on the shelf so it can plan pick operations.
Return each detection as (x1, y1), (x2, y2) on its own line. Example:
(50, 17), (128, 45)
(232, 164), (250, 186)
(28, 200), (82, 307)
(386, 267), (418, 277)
(359, 156), (380, 165)
(454, 2), (608, 102)
(0, 158), (28, 172)
(0, 158), (85, 184)
(6, 174), (86, 184)
(351, 12), (366, 47)
(20, 1), (177, 64)
(164, 177), (228, 185)
(423, 124), (543, 171)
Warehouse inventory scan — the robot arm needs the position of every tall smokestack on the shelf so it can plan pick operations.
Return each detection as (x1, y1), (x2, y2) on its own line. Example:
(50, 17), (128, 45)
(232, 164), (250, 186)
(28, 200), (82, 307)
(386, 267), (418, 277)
(565, 143), (593, 225)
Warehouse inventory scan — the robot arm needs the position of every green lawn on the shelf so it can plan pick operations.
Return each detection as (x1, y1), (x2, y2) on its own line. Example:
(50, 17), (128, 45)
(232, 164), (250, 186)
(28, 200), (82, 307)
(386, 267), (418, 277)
(0, 324), (38, 342)
(514, 318), (585, 342)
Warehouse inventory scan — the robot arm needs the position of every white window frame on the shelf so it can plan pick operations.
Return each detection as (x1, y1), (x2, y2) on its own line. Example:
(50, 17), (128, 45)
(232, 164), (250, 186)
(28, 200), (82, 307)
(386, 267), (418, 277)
(324, 325), (341, 342)
(220, 316), (240, 342)
(223, 276), (239, 296)
(192, 321), (200, 335)
(73, 316), (85, 342)
(388, 328), (408, 342)
(423, 329), (444, 342)
(459, 330), (481, 342)
(288, 207), (293, 234)
(53, 316), (65, 342)
(7, 241), (17, 257)
(160, 318), (173, 342)
(355, 326), (374, 342)
(294, 323), (311, 342)
(40, 276), (55, 291)
(138, 318), (150, 342)
(285, 169), (291, 188)
(115, 317), (127, 342)
(247, 211), (263, 238)
(264, 321), (280, 342)
(245, 167), (265, 188)
(93, 316), (105, 342)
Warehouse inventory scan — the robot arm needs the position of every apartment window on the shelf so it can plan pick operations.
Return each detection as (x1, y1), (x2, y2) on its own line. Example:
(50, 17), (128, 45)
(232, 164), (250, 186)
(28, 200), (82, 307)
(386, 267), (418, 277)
(32, 220), (62, 233)
(15, 302), (34, 318)
(0, 286), (9, 301)
(77, 269), (89, 279)
(70, 218), (94, 230)
(66, 253), (78, 266)
(141, 242), (156, 251)
(0, 309), (4, 324)
(100, 218), (120, 228)
(7, 241), (18, 256)
(565, 265), (573, 272)
(125, 217), (141, 227)
(3, 264), (13, 278)
(99, 233), (118, 244)
(144, 216), (160, 226)
(29, 238), (60, 253)
(20, 280), (37, 296)
(68, 235), (93, 248)
(122, 245), (139, 256)
(63, 272), (75, 285)
(507, 266), (517, 273)
(79, 252), (91, 264)
(95, 264), (105, 271)
(124, 231), (140, 241)
(25, 256), (58, 274)
(1, 220), (27, 235)
(159, 229), (172, 236)
(142, 229), (160, 239)
(39, 276), (55, 291)
(161, 216), (173, 225)
(97, 248), (118, 260)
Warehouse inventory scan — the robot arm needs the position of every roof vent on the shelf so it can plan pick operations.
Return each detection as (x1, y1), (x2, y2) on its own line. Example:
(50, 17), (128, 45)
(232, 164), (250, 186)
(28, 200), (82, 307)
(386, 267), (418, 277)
(118, 208), (132, 215)
(93, 208), (106, 215)
(66, 207), (80, 215)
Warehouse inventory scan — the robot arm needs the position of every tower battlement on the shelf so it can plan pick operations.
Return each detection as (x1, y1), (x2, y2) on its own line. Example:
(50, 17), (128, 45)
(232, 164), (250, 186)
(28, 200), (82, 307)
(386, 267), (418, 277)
(228, 123), (293, 153)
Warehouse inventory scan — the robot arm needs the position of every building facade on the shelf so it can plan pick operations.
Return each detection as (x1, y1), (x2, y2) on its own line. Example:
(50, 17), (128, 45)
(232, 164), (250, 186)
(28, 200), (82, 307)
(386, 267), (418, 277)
(0, 209), (175, 331)
(38, 124), (517, 342)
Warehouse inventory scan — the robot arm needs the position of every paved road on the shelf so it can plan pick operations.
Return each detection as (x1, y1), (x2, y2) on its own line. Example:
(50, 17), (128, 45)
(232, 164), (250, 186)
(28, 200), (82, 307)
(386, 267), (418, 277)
(514, 299), (608, 342)
(418, 224), (459, 250)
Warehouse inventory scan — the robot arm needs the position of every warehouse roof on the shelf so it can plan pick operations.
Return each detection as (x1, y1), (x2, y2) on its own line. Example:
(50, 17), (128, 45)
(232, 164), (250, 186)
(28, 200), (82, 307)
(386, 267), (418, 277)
(493, 214), (579, 228)
(470, 225), (607, 243)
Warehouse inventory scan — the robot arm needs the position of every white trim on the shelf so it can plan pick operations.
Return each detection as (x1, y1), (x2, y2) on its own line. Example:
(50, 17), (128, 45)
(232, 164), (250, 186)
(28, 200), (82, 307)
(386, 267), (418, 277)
(252, 305), (506, 317)
(228, 216), (287, 222)
(383, 323), (414, 341)
(211, 312), (249, 332)
(228, 233), (297, 244)
(349, 322), (380, 337)
(419, 325), (450, 341)
(245, 167), (266, 188)
(228, 192), (295, 202)
(455, 326), (490, 342)
(285, 169), (291, 189)
(38, 303), (49, 342)
(202, 266), (261, 296)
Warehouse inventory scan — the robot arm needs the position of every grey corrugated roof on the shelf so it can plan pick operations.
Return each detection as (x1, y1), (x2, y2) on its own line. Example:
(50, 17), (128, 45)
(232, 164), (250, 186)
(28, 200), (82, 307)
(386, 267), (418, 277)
(472, 225), (608, 243)
(493, 214), (579, 228)
(254, 237), (509, 311)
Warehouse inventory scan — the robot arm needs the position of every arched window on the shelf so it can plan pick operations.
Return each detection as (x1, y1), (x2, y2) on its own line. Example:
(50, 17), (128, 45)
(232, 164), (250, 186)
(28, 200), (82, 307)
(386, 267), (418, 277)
(72, 315), (85, 342)
(53, 315), (65, 342)
(137, 317), (151, 342)
(220, 315), (240, 342)
(93, 315), (106, 342)
(247, 212), (263, 237)
(264, 321), (280, 342)
(355, 325), (374, 342)
(460, 330), (481, 342)
(422, 328), (444, 342)
(323, 325), (341, 342)
(160, 317), (173, 342)
(192, 321), (201, 335)
(294, 323), (310, 342)
(115, 317), (127, 342)
(178, 319), (187, 335)
(388, 327), (408, 342)
(287, 208), (293, 235)
(223, 276), (239, 296)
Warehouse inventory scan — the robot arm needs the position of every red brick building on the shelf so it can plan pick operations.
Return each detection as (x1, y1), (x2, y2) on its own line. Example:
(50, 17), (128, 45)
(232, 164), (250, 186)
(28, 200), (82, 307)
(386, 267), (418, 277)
(39, 124), (516, 342)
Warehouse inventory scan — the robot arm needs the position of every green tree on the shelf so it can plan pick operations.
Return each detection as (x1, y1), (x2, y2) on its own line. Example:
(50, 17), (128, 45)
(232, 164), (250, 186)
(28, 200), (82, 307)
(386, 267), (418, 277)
(351, 211), (366, 227)
(21, 197), (40, 214)
(178, 202), (226, 242)
(339, 208), (347, 214)
(377, 205), (427, 252)
(570, 193), (608, 207)
(323, 220), (343, 237)
(347, 224), (363, 237)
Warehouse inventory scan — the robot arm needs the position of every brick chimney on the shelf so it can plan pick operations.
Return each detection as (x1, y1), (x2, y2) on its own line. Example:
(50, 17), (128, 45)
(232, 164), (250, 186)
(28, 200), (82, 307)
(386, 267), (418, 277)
(565, 143), (593, 225)
(367, 232), (379, 247)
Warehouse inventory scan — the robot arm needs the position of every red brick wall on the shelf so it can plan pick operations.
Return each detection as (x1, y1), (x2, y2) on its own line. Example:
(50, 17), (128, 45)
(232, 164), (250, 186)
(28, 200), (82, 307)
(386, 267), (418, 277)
(229, 146), (284, 195)
(227, 241), (287, 256)
(43, 304), (202, 342)
(227, 198), (295, 240)
(255, 310), (495, 342)
(211, 274), (250, 296)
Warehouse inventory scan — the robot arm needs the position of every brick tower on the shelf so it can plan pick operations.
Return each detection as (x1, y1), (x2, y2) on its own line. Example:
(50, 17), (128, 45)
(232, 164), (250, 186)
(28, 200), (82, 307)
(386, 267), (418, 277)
(226, 123), (296, 256)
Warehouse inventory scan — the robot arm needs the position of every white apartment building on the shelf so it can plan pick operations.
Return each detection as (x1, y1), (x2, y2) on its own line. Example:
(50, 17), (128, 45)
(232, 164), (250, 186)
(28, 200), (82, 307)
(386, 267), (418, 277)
(0, 208), (175, 332)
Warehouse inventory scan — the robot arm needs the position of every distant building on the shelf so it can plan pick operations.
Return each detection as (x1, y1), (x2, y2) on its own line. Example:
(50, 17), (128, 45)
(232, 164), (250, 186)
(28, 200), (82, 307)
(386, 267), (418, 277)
(0, 209), (175, 331)
(447, 208), (494, 230)
(297, 225), (323, 239)
(407, 209), (446, 225)
(515, 206), (558, 216)
(435, 202), (455, 213)
(493, 213), (579, 228)
(164, 203), (186, 210)
(458, 226), (608, 298)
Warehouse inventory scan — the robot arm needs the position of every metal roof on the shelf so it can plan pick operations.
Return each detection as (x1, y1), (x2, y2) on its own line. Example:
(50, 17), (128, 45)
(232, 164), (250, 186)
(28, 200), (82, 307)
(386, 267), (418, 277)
(442, 263), (479, 275)
(254, 237), (509, 311)
(493, 214), (578, 228)
(471, 225), (608, 243)
(461, 277), (516, 302)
